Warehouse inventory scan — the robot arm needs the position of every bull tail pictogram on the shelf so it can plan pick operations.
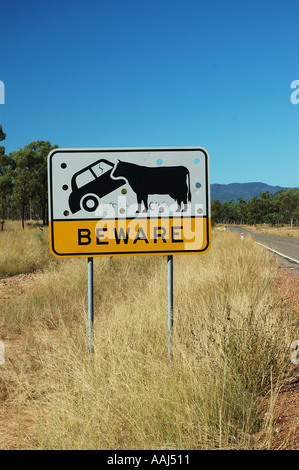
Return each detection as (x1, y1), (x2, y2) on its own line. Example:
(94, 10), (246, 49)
(187, 170), (191, 202)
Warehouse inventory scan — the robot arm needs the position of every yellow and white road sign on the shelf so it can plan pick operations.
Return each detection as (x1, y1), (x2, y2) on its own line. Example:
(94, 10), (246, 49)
(48, 147), (211, 257)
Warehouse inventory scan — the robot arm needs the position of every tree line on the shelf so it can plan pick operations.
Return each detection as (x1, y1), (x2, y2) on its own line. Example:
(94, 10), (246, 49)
(212, 188), (299, 227)
(0, 124), (298, 230)
(0, 125), (57, 229)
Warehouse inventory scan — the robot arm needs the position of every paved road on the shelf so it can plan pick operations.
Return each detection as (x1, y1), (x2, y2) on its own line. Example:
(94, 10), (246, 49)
(228, 226), (299, 264)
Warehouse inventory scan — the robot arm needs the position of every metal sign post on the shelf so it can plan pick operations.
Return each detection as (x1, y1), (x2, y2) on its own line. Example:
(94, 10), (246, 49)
(47, 147), (210, 358)
(88, 257), (94, 354)
(168, 255), (174, 361)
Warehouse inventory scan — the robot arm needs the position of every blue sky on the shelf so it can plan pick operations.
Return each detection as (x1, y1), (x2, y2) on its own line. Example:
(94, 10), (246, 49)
(1, 0), (299, 187)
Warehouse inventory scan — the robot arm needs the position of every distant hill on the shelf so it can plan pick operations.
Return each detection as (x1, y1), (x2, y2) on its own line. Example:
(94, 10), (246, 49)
(211, 182), (287, 203)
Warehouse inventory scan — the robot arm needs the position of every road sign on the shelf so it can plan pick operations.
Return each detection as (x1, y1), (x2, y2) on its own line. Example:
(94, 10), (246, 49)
(48, 147), (210, 257)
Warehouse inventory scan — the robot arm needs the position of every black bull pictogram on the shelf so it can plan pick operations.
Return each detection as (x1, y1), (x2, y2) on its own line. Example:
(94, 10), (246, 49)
(112, 160), (191, 212)
(68, 159), (192, 214)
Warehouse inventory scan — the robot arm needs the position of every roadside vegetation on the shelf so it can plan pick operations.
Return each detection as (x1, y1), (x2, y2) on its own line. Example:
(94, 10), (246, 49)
(0, 224), (297, 449)
(217, 223), (299, 239)
(212, 189), (299, 228)
(0, 124), (298, 234)
(0, 220), (55, 278)
(242, 224), (299, 239)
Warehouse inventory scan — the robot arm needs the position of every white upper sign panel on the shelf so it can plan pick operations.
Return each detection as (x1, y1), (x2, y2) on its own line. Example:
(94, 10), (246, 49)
(48, 147), (210, 221)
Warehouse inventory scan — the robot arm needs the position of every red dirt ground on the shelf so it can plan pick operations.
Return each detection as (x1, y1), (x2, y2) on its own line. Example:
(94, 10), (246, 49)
(266, 260), (299, 450)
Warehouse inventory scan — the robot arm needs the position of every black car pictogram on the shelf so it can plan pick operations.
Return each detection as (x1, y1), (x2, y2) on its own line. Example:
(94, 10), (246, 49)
(68, 159), (126, 214)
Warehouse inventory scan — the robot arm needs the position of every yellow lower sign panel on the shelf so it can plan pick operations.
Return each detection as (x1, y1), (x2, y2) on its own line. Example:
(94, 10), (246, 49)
(50, 217), (211, 257)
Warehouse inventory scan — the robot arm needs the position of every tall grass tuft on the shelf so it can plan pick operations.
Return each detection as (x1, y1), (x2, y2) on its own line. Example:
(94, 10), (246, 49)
(0, 221), (55, 278)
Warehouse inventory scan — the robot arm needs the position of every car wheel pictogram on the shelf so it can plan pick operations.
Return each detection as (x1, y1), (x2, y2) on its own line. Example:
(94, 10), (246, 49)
(68, 159), (126, 214)
(81, 194), (100, 212)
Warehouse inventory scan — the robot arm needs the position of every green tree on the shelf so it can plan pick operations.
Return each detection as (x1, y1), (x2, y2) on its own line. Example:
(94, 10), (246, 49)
(0, 126), (13, 230)
(10, 146), (36, 228)
(211, 199), (222, 224)
(0, 124), (6, 142)
(26, 141), (58, 225)
(246, 197), (263, 225)
(10, 141), (58, 228)
(277, 189), (299, 228)
(235, 197), (247, 224)
(221, 199), (236, 223)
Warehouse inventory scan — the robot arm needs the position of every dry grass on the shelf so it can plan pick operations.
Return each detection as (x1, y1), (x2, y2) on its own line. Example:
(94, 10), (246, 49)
(0, 224), (297, 449)
(242, 224), (299, 239)
(0, 220), (55, 278)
